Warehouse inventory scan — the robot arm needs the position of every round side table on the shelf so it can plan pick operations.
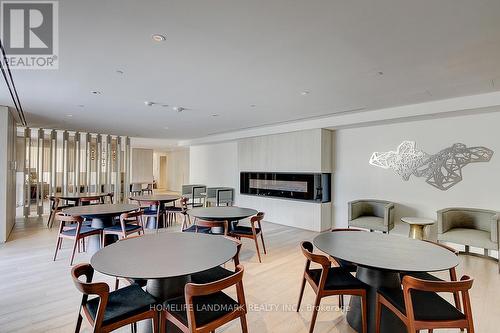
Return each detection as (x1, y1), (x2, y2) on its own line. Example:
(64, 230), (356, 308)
(401, 217), (436, 240)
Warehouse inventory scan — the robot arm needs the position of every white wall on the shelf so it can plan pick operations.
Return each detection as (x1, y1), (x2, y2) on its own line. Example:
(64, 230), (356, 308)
(333, 111), (500, 237)
(165, 149), (189, 192)
(131, 148), (153, 183)
(189, 142), (238, 189)
(0, 107), (16, 242)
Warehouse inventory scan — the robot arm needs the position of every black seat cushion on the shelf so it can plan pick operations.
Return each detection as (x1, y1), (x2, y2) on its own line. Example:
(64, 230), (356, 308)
(143, 208), (159, 215)
(85, 284), (156, 326)
(400, 271), (443, 282)
(182, 225), (212, 234)
(61, 226), (101, 236)
(378, 287), (465, 321)
(165, 206), (182, 212)
(103, 224), (142, 232)
(308, 267), (367, 290)
(163, 291), (240, 327)
(190, 266), (234, 284)
(232, 225), (260, 236)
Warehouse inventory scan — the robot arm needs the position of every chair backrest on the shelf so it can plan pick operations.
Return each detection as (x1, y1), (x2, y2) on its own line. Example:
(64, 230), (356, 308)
(184, 265), (246, 331)
(119, 211), (144, 233)
(402, 274), (473, 323)
(180, 197), (189, 212)
(131, 183), (142, 191)
(216, 188), (234, 206)
(71, 263), (110, 331)
(196, 219), (228, 235)
(439, 208), (497, 232)
(223, 236), (242, 266)
(300, 241), (331, 268)
(55, 212), (83, 232)
(80, 196), (102, 205)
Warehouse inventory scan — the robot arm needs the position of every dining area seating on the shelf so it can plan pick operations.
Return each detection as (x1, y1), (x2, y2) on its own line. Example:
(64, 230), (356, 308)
(348, 199), (395, 233)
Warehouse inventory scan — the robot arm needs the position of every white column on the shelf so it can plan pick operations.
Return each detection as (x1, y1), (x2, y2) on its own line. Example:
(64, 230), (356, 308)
(62, 130), (69, 193)
(105, 135), (112, 193)
(49, 130), (57, 195)
(124, 137), (131, 203)
(85, 133), (91, 192)
(23, 128), (31, 217)
(114, 136), (122, 203)
(37, 128), (44, 215)
(96, 134), (102, 193)
(74, 132), (81, 193)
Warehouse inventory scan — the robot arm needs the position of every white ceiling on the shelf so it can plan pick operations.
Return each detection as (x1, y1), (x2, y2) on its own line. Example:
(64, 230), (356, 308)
(2, 0), (500, 139)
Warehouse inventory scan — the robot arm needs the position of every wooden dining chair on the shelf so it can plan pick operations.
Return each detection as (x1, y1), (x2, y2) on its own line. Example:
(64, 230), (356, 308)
(107, 192), (114, 204)
(329, 228), (366, 307)
(161, 264), (248, 333)
(47, 197), (73, 228)
(164, 197), (187, 227)
(191, 236), (242, 284)
(53, 213), (102, 265)
(376, 275), (475, 333)
(71, 263), (159, 333)
(231, 212), (266, 263)
(184, 218), (228, 235)
(102, 211), (145, 247)
(297, 241), (368, 333)
(137, 200), (162, 232)
(80, 196), (103, 205)
(401, 240), (462, 311)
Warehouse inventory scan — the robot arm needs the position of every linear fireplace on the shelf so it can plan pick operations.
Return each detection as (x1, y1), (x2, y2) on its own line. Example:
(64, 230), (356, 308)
(240, 172), (331, 202)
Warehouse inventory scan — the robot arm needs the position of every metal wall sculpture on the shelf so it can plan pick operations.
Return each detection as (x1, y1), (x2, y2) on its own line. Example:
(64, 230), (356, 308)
(369, 141), (494, 190)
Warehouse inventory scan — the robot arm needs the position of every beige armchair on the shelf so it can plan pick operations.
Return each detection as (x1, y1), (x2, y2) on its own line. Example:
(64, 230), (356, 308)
(437, 207), (499, 271)
(348, 199), (395, 233)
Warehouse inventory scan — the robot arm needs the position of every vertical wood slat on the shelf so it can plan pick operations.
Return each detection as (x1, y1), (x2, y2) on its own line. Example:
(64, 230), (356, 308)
(62, 131), (69, 193)
(106, 135), (112, 193)
(85, 133), (91, 192)
(37, 128), (44, 215)
(96, 134), (102, 193)
(114, 136), (122, 203)
(49, 130), (57, 195)
(23, 128), (31, 217)
(74, 132), (80, 193)
(124, 137), (131, 203)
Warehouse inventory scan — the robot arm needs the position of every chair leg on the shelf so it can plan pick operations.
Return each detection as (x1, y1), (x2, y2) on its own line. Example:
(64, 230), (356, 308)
(308, 294), (322, 333)
(375, 294), (382, 333)
(360, 292), (368, 333)
(339, 295), (344, 308)
(253, 236), (262, 263)
(75, 313), (83, 333)
(260, 232), (267, 254)
(53, 237), (62, 261)
(153, 311), (161, 333)
(240, 313), (249, 333)
(70, 237), (79, 266)
(115, 278), (120, 290)
(297, 277), (307, 311)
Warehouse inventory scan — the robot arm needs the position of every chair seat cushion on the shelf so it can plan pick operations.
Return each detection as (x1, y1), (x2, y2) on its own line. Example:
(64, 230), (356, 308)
(190, 266), (234, 284)
(182, 225), (212, 234)
(308, 267), (367, 290)
(400, 271), (443, 282)
(231, 225), (260, 236)
(378, 287), (465, 321)
(163, 291), (240, 327)
(143, 208), (159, 215)
(103, 224), (142, 232)
(349, 216), (387, 231)
(439, 228), (496, 250)
(61, 226), (101, 236)
(86, 284), (156, 326)
(165, 206), (182, 212)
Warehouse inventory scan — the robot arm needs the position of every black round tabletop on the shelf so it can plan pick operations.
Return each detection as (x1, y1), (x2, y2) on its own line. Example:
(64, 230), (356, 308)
(131, 194), (180, 203)
(51, 192), (111, 200)
(63, 203), (139, 217)
(313, 231), (459, 272)
(188, 206), (258, 221)
(91, 232), (237, 279)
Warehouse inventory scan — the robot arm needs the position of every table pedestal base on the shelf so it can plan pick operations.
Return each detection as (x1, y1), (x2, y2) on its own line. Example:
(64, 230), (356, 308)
(408, 224), (425, 240)
(88, 217), (114, 255)
(347, 267), (406, 333)
(138, 276), (190, 333)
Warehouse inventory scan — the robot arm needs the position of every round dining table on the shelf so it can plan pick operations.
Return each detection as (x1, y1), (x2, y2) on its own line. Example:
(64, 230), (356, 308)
(313, 231), (459, 333)
(131, 194), (181, 229)
(188, 206), (258, 232)
(63, 203), (139, 254)
(91, 232), (237, 333)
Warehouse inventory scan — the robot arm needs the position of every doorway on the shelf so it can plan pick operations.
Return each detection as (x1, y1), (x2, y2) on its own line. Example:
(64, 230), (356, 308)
(158, 155), (167, 189)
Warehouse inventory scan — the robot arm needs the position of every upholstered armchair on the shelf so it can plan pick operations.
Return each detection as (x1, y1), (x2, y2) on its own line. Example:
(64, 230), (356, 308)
(437, 207), (499, 270)
(348, 199), (395, 233)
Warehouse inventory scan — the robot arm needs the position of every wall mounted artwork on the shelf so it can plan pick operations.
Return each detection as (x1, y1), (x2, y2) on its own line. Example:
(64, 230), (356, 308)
(369, 141), (494, 190)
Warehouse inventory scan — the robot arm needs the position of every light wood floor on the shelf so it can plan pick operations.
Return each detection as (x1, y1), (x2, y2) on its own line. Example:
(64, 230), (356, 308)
(0, 216), (499, 333)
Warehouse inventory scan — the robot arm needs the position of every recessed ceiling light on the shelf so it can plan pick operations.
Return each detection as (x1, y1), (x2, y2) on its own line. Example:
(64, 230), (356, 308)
(116, 70), (124, 75)
(91, 90), (101, 95)
(144, 101), (154, 106)
(211, 113), (219, 117)
(152, 34), (166, 42)
(250, 104), (256, 108)
(300, 90), (310, 95)
(66, 114), (73, 117)
(173, 106), (185, 112)
(377, 71), (384, 76)
(161, 104), (169, 107)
